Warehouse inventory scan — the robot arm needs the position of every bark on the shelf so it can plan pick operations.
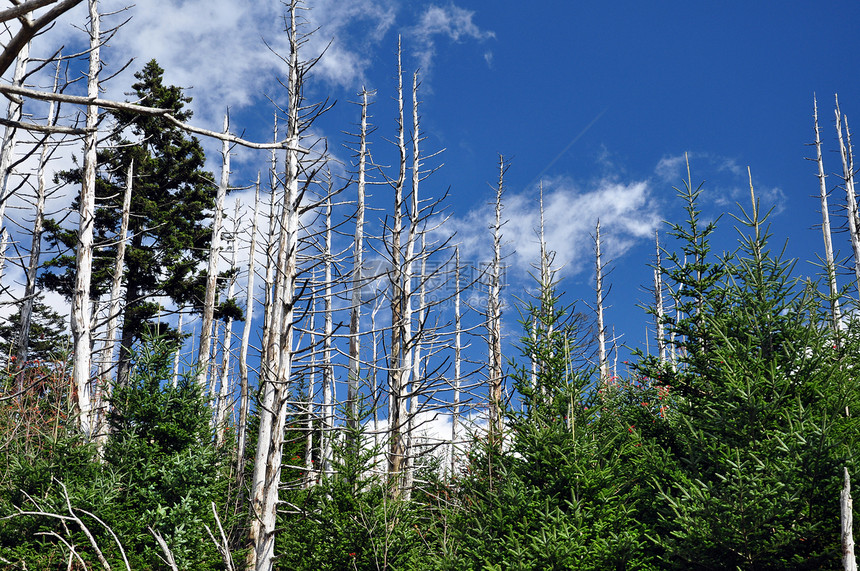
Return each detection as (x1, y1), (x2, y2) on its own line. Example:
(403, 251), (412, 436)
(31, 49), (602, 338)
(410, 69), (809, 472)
(654, 230), (667, 364)
(172, 311), (183, 388)
(347, 88), (370, 439)
(813, 96), (842, 334)
(0, 0), (83, 78)
(249, 3), (303, 567)
(843, 467), (857, 571)
(70, 0), (100, 437)
(215, 200), (241, 447)
(0, 39), (29, 234)
(387, 38), (407, 485)
(198, 113), (230, 388)
(835, 96), (860, 296)
(237, 174), (261, 478)
(595, 220), (609, 387)
(91, 160), (132, 445)
(401, 69), (423, 497)
(321, 196), (334, 476)
(15, 56), (57, 387)
(487, 156), (506, 444)
(451, 247), (461, 477)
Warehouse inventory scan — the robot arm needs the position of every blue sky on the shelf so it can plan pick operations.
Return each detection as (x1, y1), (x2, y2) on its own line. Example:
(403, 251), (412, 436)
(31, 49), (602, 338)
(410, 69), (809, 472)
(10, 1), (860, 383)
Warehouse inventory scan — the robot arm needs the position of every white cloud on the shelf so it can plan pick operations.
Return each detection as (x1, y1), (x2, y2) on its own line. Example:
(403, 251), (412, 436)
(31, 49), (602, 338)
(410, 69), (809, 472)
(407, 4), (494, 72)
(444, 175), (660, 281)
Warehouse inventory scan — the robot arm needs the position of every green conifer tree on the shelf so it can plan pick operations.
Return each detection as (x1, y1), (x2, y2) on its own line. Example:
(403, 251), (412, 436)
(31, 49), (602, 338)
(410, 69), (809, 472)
(41, 60), (232, 383)
(639, 171), (860, 568)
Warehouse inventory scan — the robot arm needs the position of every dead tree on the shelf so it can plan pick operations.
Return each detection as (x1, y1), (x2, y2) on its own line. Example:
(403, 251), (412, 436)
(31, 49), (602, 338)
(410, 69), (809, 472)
(345, 87), (373, 442)
(653, 230), (667, 364)
(835, 95), (860, 297)
(594, 220), (610, 387)
(486, 155), (507, 444)
(811, 95), (843, 334)
(215, 200), (241, 447)
(0, 0), (85, 77)
(237, 174), (261, 478)
(198, 113), (232, 389)
(70, 0), (101, 437)
(843, 467), (857, 571)
(248, 2), (330, 567)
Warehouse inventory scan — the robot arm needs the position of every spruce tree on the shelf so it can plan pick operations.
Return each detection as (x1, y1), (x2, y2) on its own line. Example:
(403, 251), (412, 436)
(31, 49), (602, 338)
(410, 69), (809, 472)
(42, 60), (225, 383)
(639, 171), (860, 568)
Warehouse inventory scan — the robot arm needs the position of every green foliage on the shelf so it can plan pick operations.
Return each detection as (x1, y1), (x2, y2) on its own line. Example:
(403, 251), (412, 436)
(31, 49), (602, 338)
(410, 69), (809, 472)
(435, 274), (659, 570)
(277, 399), (427, 571)
(103, 332), (229, 569)
(637, 173), (860, 568)
(0, 332), (231, 569)
(0, 295), (69, 369)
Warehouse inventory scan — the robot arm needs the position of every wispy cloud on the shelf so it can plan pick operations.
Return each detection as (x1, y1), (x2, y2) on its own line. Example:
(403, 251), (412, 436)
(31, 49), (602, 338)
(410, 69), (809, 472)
(407, 4), (494, 72)
(444, 175), (661, 281)
(654, 152), (787, 216)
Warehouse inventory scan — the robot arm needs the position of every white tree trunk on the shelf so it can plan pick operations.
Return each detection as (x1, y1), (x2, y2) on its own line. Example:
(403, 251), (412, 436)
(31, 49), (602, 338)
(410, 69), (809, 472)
(249, 3), (302, 567)
(0, 38), (29, 235)
(92, 160), (132, 446)
(387, 38), (407, 485)
(654, 230), (667, 364)
(215, 199), (240, 447)
(172, 311), (183, 388)
(71, 0), (100, 437)
(16, 58), (57, 387)
(814, 96), (842, 333)
(843, 467), (857, 571)
(347, 88), (370, 438)
(198, 113), (230, 388)
(835, 96), (860, 296)
(321, 196), (334, 476)
(487, 156), (505, 443)
(595, 220), (609, 387)
(237, 174), (260, 476)
(451, 246), (461, 477)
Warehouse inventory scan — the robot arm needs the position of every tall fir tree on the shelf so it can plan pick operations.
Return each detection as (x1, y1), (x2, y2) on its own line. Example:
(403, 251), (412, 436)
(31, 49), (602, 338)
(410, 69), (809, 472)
(638, 169), (860, 569)
(42, 60), (226, 383)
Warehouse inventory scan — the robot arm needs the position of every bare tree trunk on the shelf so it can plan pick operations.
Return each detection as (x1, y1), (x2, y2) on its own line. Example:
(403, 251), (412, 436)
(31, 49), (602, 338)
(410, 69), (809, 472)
(249, 3), (303, 567)
(487, 156), (506, 444)
(835, 96), (860, 296)
(16, 58), (58, 388)
(71, 0), (100, 437)
(347, 88), (370, 440)
(387, 37), (407, 486)
(843, 467), (857, 571)
(91, 160), (132, 447)
(198, 113), (230, 388)
(237, 174), (260, 478)
(595, 219), (609, 387)
(451, 246), (461, 477)
(172, 311), (183, 387)
(304, 289), (316, 487)
(654, 230), (667, 364)
(400, 69), (423, 497)
(0, 38), (29, 235)
(215, 200), (240, 447)
(812, 96), (842, 334)
(259, 132), (279, 370)
(321, 196), (334, 477)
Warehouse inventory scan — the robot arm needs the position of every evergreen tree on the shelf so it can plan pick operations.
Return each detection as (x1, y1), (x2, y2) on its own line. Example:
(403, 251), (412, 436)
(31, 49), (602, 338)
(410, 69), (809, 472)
(0, 295), (68, 369)
(638, 174), (860, 568)
(436, 264), (657, 570)
(42, 60), (227, 383)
